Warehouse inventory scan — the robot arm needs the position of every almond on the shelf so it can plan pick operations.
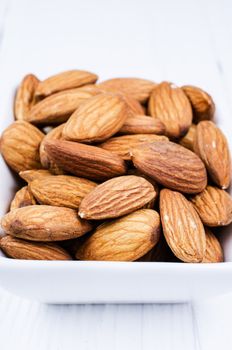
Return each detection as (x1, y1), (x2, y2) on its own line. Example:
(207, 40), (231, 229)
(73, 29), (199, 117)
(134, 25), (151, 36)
(19, 169), (52, 183)
(98, 77), (156, 103)
(160, 189), (206, 262)
(132, 141), (207, 194)
(0, 235), (71, 260)
(76, 209), (161, 261)
(194, 121), (231, 189)
(190, 186), (232, 226)
(14, 74), (39, 120)
(35, 70), (98, 98)
(1, 205), (92, 241)
(29, 175), (97, 209)
(148, 82), (193, 138)
(182, 85), (215, 122)
(99, 134), (168, 160)
(203, 228), (223, 263)
(179, 124), (196, 151)
(28, 88), (98, 125)
(0, 121), (44, 172)
(119, 115), (165, 135)
(79, 175), (156, 219)
(10, 186), (36, 211)
(62, 93), (129, 143)
(44, 139), (127, 181)
(121, 94), (145, 115)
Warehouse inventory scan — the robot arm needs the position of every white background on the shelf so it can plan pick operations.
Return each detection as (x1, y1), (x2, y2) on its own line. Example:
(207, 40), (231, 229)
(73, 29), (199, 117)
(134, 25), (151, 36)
(0, 0), (232, 349)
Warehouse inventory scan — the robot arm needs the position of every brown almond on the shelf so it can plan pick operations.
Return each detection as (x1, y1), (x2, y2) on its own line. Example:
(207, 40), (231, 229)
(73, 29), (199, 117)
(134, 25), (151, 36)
(119, 115), (165, 135)
(0, 121), (44, 173)
(19, 169), (52, 183)
(160, 189), (206, 262)
(44, 139), (127, 181)
(179, 124), (196, 151)
(132, 141), (207, 194)
(0, 235), (71, 260)
(190, 186), (232, 226)
(76, 209), (161, 261)
(10, 186), (36, 211)
(194, 121), (231, 189)
(148, 82), (193, 138)
(79, 175), (156, 219)
(203, 228), (223, 263)
(1, 205), (92, 241)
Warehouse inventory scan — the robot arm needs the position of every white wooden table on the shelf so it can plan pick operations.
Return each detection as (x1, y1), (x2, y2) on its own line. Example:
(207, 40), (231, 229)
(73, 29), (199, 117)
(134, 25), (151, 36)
(0, 0), (232, 348)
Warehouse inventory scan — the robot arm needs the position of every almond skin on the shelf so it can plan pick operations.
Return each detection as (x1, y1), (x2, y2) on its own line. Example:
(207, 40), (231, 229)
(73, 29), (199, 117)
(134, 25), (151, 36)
(190, 186), (232, 227)
(19, 169), (52, 183)
(44, 139), (127, 181)
(148, 82), (193, 138)
(14, 74), (39, 120)
(98, 77), (157, 103)
(0, 121), (44, 173)
(1, 205), (92, 241)
(132, 141), (207, 194)
(79, 175), (156, 219)
(76, 209), (161, 261)
(0, 235), (72, 260)
(194, 121), (231, 189)
(28, 88), (98, 125)
(62, 93), (129, 143)
(160, 189), (206, 263)
(122, 95), (145, 116)
(99, 134), (168, 160)
(182, 85), (215, 123)
(10, 186), (36, 211)
(29, 175), (97, 209)
(179, 124), (196, 151)
(203, 228), (223, 263)
(119, 115), (165, 135)
(35, 70), (98, 98)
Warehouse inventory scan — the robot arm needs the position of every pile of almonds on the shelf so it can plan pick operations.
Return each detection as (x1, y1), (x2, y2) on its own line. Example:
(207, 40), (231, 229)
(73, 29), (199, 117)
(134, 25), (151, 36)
(0, 70), (231, 263)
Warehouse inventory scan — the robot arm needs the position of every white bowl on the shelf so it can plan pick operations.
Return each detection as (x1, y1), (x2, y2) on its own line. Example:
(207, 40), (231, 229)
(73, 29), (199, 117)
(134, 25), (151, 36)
(0, 87), (232, 304)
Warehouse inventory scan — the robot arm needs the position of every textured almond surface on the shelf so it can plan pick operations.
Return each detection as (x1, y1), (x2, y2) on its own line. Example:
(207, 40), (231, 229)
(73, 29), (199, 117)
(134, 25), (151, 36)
(99, 134), (168, 160)
(28, 88), (98, 125)
(119, 115), (165, 135)
(14, 74), (39, 121)
(190, 186), (232, 226)
(0, 235), (71, 260)
(182, 85), (215, 123)
(76, 209), (161, 261)
(35, 70), (98, 97)
(29, 175), (97, 209)
(0, 121), (44, 172)
(179, 124), (196, 151)
(148, 82), (193, 138)
(63, 93), (129, 142)
(44, 139), (127, 181)
(79, 175), (156, 219)
(122, 95), (145, 115)
(1, 205), (92, 241)
(194, 121), (231, 189)
(98, 77), (156, 103)
(160, 189), (206, 262)
(203, 228), (223, 263)
(132, 141), (207, 193)
(19, 169), (52, 183)
(10, 186), (36, 211)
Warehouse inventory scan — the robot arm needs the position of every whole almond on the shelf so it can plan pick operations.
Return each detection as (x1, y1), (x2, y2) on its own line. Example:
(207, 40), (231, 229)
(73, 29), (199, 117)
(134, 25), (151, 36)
(28, 88), (98, 125)
(19, 169), (52, 183)
(1, 205), (92, 241)
(35, 70), (98, 98)
(132, 141), (207, 194)
(190, 186), (232, 226)
(203, 228), (223, 263)
(62, 93), (129, 143)
(10, 186), (36, 211)
(0, 235), (71, 260)
(182, 85), (215, 122)
(119, 115), (165, 135)
(14, 74), (39, 120)
(99, 134), (168, 160)
(194, 121), (231, 189)
(76, 209), (161, 261)
(29, 175), (97, 209)
(179, 124), (196, 151)
(148, 82), (193, 138)
(44, 139), (127, 181)
(98, 77), (156, 103)
(79, 175), (156, 219)
(0, 121), (44, 172)
(160, 189), (206, 263)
